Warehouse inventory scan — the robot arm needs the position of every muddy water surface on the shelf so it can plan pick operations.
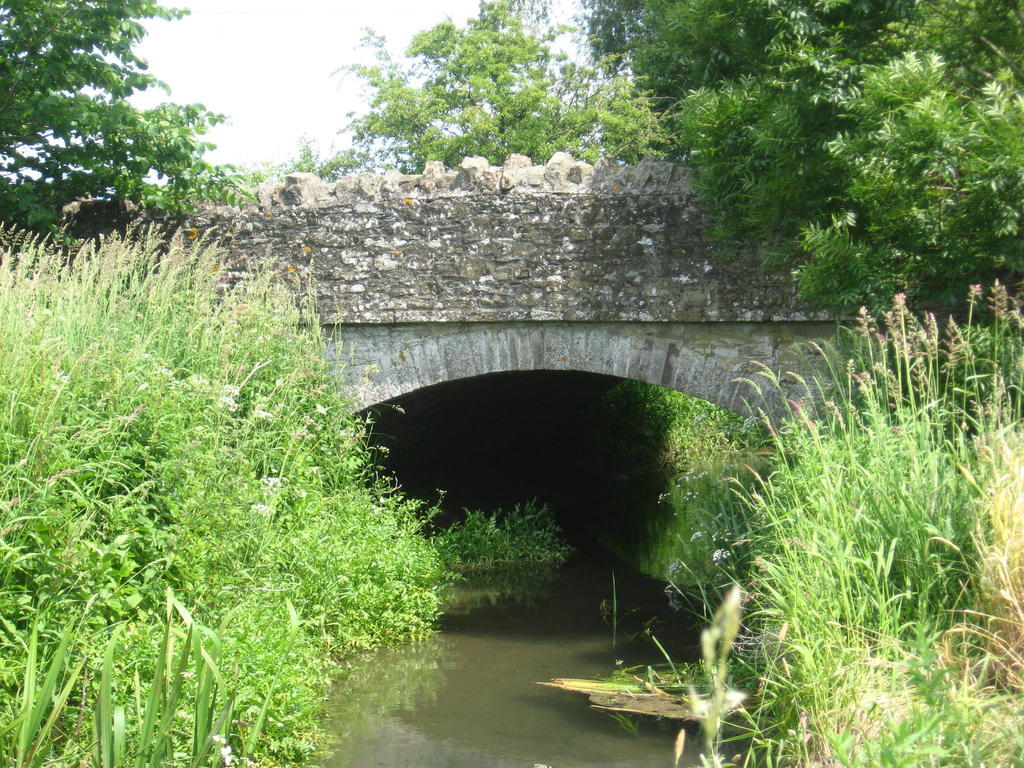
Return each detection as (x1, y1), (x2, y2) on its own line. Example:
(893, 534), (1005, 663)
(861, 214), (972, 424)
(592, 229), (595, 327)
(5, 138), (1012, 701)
(319, 556), (707, 768)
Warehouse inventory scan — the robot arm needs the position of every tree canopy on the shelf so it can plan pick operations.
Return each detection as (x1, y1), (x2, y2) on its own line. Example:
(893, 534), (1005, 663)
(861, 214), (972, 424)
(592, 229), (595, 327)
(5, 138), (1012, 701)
(0, 0), (235, 232)
(581, 0), (1024, 310)
(338, 1), (666, 173)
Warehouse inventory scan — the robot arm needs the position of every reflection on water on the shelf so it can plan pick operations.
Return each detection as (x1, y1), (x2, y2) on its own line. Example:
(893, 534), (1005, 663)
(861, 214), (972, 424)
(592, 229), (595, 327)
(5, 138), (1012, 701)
(320, 557), (706, 768)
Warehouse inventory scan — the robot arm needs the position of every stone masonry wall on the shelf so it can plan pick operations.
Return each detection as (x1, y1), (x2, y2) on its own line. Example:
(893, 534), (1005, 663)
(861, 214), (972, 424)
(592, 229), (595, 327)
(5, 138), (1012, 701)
(166, 153), (820, 325)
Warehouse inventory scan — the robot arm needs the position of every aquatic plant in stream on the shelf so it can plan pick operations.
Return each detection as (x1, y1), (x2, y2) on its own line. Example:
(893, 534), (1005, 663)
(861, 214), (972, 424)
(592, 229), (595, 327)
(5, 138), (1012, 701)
(432, 499), (572, 571)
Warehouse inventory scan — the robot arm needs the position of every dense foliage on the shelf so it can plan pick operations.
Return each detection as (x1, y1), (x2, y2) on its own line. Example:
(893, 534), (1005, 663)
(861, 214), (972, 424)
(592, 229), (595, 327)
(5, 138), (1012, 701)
(674, 290), (1024, 764)
(338, 1), (665, 172)
(0, 233), (443, 764)
(432, 500), (572, 571)
(0, 0), (236, 232)
(580, 0), (1024, 310)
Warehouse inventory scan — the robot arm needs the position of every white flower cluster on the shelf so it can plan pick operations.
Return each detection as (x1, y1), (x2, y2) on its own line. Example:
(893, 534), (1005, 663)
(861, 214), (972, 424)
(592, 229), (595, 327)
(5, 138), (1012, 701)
(217, 395), (238, 412)
(211, 735), (234, 766)
(218, 384), (241, 412)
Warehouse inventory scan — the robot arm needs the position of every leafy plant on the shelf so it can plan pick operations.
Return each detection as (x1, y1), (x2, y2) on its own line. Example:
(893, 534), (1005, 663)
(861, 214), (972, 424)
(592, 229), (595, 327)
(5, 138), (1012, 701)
(338, 0), (666, 172)
(0, 229), (445, 762)
(433, 499), (572, 571)
(1, 593), (294, 768)
(580, 0), (1024, 310)
(0, 1), (239, 233)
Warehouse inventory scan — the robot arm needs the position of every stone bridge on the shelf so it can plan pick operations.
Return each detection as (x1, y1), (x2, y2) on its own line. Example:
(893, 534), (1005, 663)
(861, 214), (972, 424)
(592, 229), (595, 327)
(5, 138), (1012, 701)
(174, 153), (833, 415)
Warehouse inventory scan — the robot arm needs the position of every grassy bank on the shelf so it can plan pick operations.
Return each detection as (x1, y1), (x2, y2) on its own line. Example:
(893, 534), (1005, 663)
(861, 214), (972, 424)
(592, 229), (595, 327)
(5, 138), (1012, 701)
(701, 291), (1024, 765)
(599, 291), (1024, 765)
(0, 232), (443, 765)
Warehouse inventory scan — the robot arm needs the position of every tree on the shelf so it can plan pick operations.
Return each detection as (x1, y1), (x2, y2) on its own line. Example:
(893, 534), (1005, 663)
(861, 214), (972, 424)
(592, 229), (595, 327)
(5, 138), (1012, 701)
(581, 0), (1024, 310)
(578, 0), (648, 64)
(0, 0), (236, 232)
(339, 1), (666, 173)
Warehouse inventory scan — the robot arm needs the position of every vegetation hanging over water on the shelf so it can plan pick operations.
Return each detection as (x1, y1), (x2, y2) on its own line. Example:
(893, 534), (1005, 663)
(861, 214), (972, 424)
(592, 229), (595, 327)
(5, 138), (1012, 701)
(0, 232), (444, 765)
(558, 292), (1024, 766)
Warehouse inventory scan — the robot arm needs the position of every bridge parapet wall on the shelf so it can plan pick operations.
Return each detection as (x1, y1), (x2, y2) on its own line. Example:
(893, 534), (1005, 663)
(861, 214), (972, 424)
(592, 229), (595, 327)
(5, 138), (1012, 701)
(173, 154), (820, 325)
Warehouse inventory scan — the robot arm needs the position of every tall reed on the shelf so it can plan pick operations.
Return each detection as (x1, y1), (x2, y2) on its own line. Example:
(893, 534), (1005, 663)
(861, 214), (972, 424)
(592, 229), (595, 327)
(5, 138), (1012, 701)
(733, 287), (1024, 764)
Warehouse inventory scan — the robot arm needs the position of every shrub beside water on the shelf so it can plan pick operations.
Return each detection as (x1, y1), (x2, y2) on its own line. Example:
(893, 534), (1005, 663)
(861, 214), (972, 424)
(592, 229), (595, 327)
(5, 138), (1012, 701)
(0, 232), (444, 764)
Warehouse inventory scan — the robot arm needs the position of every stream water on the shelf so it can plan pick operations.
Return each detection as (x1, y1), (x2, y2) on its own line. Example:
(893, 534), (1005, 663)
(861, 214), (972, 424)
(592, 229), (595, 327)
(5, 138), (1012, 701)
(318, 555), (708, 768)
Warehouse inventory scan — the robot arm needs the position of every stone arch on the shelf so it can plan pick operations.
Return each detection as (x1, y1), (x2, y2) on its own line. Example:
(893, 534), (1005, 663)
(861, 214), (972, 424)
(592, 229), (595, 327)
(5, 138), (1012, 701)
(327, 321), (829, 416)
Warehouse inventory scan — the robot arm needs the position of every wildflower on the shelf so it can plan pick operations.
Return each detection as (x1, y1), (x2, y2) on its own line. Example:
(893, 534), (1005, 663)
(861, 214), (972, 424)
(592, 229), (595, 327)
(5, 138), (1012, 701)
(157, 367), (173, 377)
(218, 396), (239, 412)
(221, 745), (235, 766)
(222, 385), (240, 397)
(261, 476), (282, 491)
(253, 409), (274, 421)
(186, 227), (199, 239)
(251, 503), (272, 515)
(690, 531), (706, 542)
(712, 548), (731, 564)
(315, 403), (327, 415)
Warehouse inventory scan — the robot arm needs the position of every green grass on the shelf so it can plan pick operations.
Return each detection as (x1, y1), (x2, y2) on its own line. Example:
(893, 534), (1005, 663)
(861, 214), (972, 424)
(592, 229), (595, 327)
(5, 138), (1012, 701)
(0, 230), (444, 765)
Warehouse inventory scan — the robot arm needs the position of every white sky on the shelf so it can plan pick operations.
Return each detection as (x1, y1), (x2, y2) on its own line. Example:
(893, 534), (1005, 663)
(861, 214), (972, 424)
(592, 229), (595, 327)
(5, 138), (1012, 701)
(132, 1), (577, 168)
